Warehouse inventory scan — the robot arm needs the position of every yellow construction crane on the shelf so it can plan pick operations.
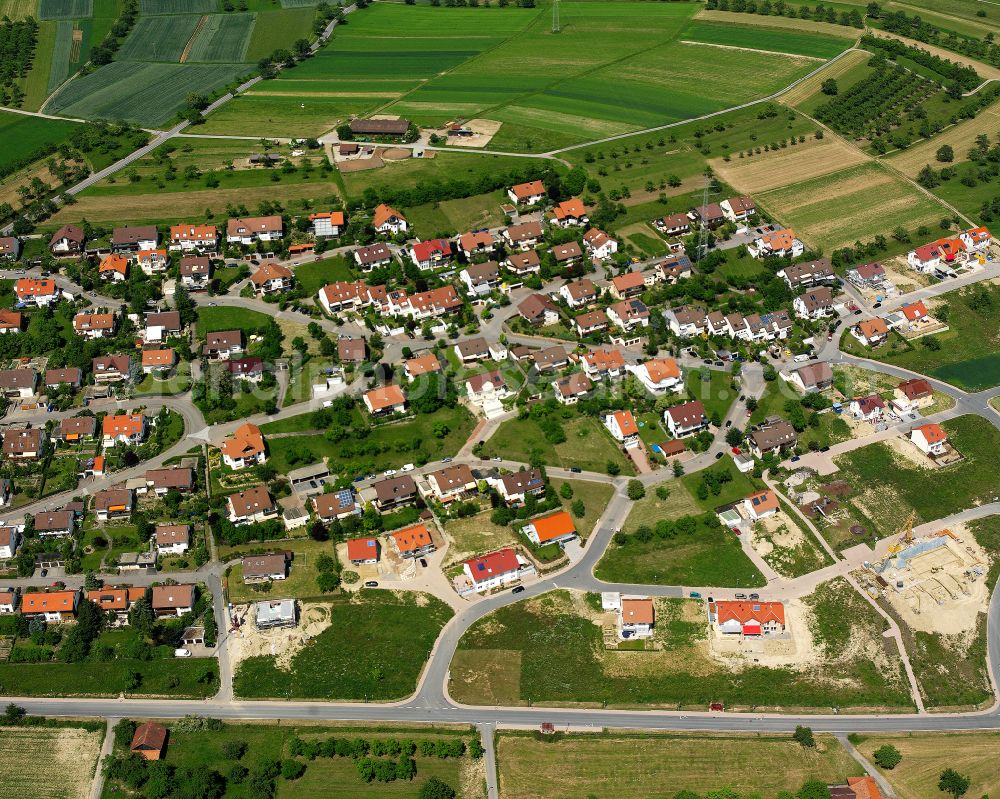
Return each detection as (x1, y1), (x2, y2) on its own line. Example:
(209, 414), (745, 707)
(900, 512), (917, 546)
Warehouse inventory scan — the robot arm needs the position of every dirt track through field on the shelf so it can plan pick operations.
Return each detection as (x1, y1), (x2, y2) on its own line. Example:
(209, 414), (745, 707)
(865, 29), (1000, 81)
(179, 14), (208, 64)
(679, 40), (825, 62)
(710, 136), (870, 194)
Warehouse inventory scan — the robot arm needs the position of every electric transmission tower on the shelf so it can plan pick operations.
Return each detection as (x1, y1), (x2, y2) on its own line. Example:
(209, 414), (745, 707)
(697, 174), (718, 262)
(552, 0), (560, 33)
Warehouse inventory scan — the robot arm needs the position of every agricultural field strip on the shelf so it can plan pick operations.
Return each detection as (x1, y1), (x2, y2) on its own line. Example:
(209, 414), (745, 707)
(887, 100), (1000, 177)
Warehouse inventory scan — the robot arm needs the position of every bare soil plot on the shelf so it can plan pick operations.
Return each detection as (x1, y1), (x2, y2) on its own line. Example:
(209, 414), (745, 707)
(888, 99), (1000, 177)
(694, 9), (859, 38)
(433, 118), (502, 148)
(497, 731), (861, 799)
(781, 48), (870, 106)
(0, 725), (104, 799)
(857, 732), (1000, 799)
(710, 135), (869, 194)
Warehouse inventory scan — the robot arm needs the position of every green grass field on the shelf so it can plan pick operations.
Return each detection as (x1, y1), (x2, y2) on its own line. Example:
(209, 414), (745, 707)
(46, 61), (249, 125)
(47, 20), (74, 94)
(293, 255), (353, 294)
(196, 304), (271, 335)
(224, 538), (337, 603)
(832, 415), (1000, 539)
(681, 20), (850, 59)
(244, 6), (314, 61)
(140, 0), (217, 12)
(846, 283), (1000, 390)
(0, 656), (217, 697)
(186, 12), (256, 63)
(0, 111), (82, 174)
(233, 592), (453, 700)
(450, 582), (912, 710)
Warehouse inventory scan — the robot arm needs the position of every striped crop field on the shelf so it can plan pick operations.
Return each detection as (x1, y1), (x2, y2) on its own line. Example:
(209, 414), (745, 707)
(186, 12), (256, 63)
(116, 14), (202, 62)
(38, 0), (92, 20)
(140, 0), (218, 12)
(680, 20), (851, 59)
(46, 61), (248, 125)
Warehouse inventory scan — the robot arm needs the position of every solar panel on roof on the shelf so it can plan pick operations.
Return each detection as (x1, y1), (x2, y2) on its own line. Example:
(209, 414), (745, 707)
(335, 489), (353, 504)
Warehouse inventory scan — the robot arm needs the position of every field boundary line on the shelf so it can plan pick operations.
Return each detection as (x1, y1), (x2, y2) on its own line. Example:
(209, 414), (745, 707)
(180, 14), (209, 64)
(679, 39), (826, 62)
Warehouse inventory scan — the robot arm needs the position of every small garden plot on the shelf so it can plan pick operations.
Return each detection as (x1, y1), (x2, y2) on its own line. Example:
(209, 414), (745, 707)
(551, 478), (614, 540)
(38, 0), (92, 20)
(225, 538), (337, 603)
(116, 14), (202, 62)
(0, 724), (104, 799)
(443, 512), (520, 567)
(185, 12), (256, 64)
(750, 509), (832, 578)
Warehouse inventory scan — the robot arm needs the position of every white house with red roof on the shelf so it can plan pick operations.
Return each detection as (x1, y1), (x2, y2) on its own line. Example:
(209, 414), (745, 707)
(849, 394), (885, 423)
(710, 599), (785, 637)
(459, 548), (533, 595)
(961, 226), (991, 252)
(523, 510), (578, 548)
(551, 198), (588, 228)
(911, 423), (947, 456)
(626, 357), (682, 395)
(583, 228), (617, 260)
(507, 180), (545, 206)
(900, 300), (929, 326)
(310, 211), (345, 238)
(373, 203), (407, 234)
(619, 596), (655, 639)
(409, 238), (453, 270)
(346, 536), (380, 565)
(743, 490), (779, 521)
(604, 410), (640, 448)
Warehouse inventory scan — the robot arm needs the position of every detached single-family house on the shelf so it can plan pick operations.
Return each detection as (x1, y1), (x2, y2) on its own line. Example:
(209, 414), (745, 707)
(425, 463), (477, 502)
(793, 286), (836, 320)
(403, 352), (441, 380)
(73, 312), (116, 340)
(145, 467), (194, 495)
(777, 258), (835, 290)
(461, 260), (501, 295)
(242, 552), (288, 583)
(179, 256), (211, 289)
(626, 357), (682, 395)
(227, 485), (277, 525)
(901, 301), (929, 326)
(560, 278), (597, 308)
(749, 228), (804, 259)
(749, 418), (797, 458)
(203, 330), (243, 360)
(691, 203), (725, 229)
(309, 210), (345, 238)
(136, 249), (169, 275)
(0, 309), (22, 333)
(47, 368), (82, 390)
(574, 309), (608, 336)
(655, 213), (690, 236)
(250, 263), (294, 295)
(154, 524), (191, 555)
(665, 305), (707, 337)
(609, 271), (646, 299)
(551, 198), (588, 227)
(494, 468), (545, 506)
(508, 180), (546, 206)
(20, 590), (80, 621)
(551, 241), (583, 266)
(710, 599), (785, 636)
(363, 384), (407, 416)
(373, 475), (419, 510)
(720, 196), (756, 223)
(518, 293), (560, 326)
(151, 584), (195, 617)
(94, 488), (134, 521)
(458, 230), (495, 259)
(49, 224), (85, 255)
(894, 378), (934, 412)
(607, 299), (650, 331)
(849, 394), (885, 423)
(620, 597), (655, 639)
(553, 371), (592, 405)
(0, 526), (21, 559)
(0, 236), (21, 261)
(14, 278), (59, 307)
(503, 221), (544, 251)
(314, 489), (360, 523)
(373, 203), (408, 235)
(145, 310), (182, 342)
(786, 361), (833, 393)
(744, 490), (779, 521)
(466, 369), (511, 405)
(523, 510), (578, 547)
(505, 249), (541, 275)
(34, 510), (74, 538)
(409, 238), (453, 270)
(582, 348), (625, 379)
(390, 523), (436, 558)
(220, 423), (266, 470)
(3, 427), (46, 460)
(461, 548), (532, 594)
(664, 400), (708, 438)
(911, 423), (947, 456)
(604, 409), (639, 446)
(531, 345), (568, 372)
(58, 415), (95, 442)
(227, 215), (283, 245)
(0, 368), (37, 399)
(102, 413), (146, 446)
(113, 225), (159, 252)
(853, 318), (889, 347)
(354, 242), (393, 271)
(98, 254), (129, 282)
(346, 536), (380, 565)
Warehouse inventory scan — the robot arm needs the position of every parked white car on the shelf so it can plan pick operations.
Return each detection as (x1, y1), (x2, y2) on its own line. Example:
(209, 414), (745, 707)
(174, 648), (192, 658)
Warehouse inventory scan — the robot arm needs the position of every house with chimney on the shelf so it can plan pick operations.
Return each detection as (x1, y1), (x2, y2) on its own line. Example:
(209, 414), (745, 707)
(102, 413), (146, 446)
(154, 524), (191, 555)
(179, 256), (211, 289)
(49, 224), (85, 255)
(507, 180), (546, 206)
(363, 384), (407, 416)
(113, 225), (159, 252)
(373, 203), (408, 235)
(748, 418), (798, 458)
(664, 400), (709, 438)
(227, 485), (277, 525)
(250, 263), (294, 295)
(203, 330), (243, 360)
(227, 215), (283, 245)
(626, 357), (682, 395)
(220, 423), (266, 470)
(409, 238), (453, 270)
(169, 224), (218, 252)
(518, 293), (560, 327)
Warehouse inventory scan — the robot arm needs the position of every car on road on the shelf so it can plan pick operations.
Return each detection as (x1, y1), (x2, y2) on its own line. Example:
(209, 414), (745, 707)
(174, 648), (192, 658)
(440, 457), (452, 463)
(749, 593), (760, 600)
(383, 469), (397, 477)
(364, 581), (379, 588)
(853, 309), (862, 315)
(714, 451), (723, 459)
(511, 586), (525, 594)
(735, 593), (747, 599)
(731, 528), (741, 536)
(689, 591), (701, 599)
(873, 301), (882, 309)
(731, 447), (741, 454)
(791, 455), (800, 462)
(353, 475), (364, 482)
(419, 558), (428, 568)
(702, 359), (712, 364)
(714, 360), (724, 367)
(226, 262), (238, 268)
(569, 466), (581, 473)
(39, 569), (47, 577)
(739, 395), (745, 401)
(209, 302), (217, 307)
(725, 420), (732, 427)
(400, 463), (415, 472)
(746, 409), (752, 418)
(492, 456), (502, 462)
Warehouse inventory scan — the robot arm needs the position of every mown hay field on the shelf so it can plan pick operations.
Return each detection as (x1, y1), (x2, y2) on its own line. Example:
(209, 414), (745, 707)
(681, 20), (850, 59)
(0, 110), (81, 172)
(498, 732), (862, 799)
(695, 8), (861, 38)
(710, 135), (870, 194)
(756, 162), (946, 250)
(0, 725), (103, 799)
(781, 48), (870, 106)
(888, 98), (1000, 177)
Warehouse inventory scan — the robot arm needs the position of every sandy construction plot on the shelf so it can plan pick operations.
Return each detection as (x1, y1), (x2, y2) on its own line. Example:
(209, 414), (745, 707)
(0, 726), (104, 799)
(711, 136), (869, 194)
(781, 49), (869, 106)
(888, 100), (1000, 177)
(695, 9), (858, 38)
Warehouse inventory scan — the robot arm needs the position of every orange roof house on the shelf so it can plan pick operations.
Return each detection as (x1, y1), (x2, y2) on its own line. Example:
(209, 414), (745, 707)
(712, 600), (786, 634)
(901, 301), (928, 322)
(524, 510), (577, 546)
(552, 198), (587, 223)
(220, 422), (266, 468)
(363, 384), (406, 414)
(20, 589), (79, 618)
(309, 210), (345, 225)
(99, 253), (129, 278)
(845, 776), (883, 799)
(743, 490), (779, 520)
(102, 413), (145, 442)
(346, 536), (380, 563)
(390, 524), (435, 556)
(404, 353), (441, 379)
(644, 357), (680, 382)
(855, 318), (889, 344)
(373, 203), (406, 229)
(142, 349), (176, 369)
(509, 180), (545, 202)
(621, 598), (654, 625)
(15, 277), (57, 300)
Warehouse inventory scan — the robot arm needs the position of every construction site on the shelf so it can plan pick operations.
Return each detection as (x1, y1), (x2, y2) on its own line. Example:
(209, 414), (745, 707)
(861, 516), (989, 635)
